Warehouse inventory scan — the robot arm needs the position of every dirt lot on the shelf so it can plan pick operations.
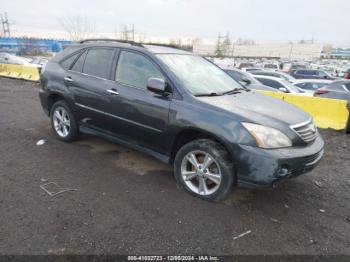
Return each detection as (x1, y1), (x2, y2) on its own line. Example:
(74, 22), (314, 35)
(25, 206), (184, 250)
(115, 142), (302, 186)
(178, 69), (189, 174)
(0, 77), (349, 255)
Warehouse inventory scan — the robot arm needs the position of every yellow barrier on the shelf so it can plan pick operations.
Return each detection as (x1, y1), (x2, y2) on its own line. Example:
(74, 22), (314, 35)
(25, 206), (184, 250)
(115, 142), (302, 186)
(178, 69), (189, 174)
(0, 63), (40, 82)
(256, 91), (349, 130)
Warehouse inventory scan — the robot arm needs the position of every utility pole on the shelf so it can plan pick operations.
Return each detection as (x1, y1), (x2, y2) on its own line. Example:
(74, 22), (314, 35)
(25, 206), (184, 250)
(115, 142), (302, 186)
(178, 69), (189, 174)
(0, 12), (11, 37)
(120, 24), (135, 41)
(289, 42), (294, 60)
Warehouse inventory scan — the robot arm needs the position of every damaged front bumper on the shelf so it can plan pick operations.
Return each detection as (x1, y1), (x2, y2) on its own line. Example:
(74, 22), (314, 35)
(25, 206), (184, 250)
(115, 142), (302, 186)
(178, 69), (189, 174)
(235, 135), (325, 188)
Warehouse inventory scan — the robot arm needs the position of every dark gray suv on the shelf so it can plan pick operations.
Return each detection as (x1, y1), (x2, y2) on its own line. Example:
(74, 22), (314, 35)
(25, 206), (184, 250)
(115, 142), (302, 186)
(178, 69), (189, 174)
(39, 39), (324, 201)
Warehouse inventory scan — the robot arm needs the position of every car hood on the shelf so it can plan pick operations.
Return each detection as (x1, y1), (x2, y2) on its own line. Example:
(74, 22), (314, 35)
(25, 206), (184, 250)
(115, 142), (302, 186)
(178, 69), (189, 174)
(196, 91), (310, 127)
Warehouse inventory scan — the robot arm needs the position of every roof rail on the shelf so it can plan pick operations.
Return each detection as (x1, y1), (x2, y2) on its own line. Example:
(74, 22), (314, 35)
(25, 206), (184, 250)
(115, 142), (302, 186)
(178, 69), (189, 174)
(78, 39), (143, 47)
(78, 39), (192, 52)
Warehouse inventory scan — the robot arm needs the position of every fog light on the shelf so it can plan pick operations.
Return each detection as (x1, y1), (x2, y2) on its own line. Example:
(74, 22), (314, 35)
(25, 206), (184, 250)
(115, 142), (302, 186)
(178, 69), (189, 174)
(277, 166), (289, 178)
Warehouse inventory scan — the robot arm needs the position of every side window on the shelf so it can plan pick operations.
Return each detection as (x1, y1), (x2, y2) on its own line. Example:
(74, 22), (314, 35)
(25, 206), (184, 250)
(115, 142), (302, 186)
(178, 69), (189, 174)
(226, 70), (243, 82)
(258, 78), (282, 89)
(61, 52), (80, 70)
(71, 50), (87, 72)
(295, 83), (306, 88)
(317, 71), (327, 77)
(82, 48), (115, 79)
(257, 78), (269, 86)
(116, 51), (164, 89)
(268, 79), (283, 88)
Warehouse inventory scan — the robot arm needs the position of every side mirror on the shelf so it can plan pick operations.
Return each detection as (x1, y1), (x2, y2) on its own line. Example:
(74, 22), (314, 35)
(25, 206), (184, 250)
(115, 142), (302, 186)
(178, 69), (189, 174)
(147, 77), (169, 96)
(279, 87), (288, 93)
(241, 77), (252, 86)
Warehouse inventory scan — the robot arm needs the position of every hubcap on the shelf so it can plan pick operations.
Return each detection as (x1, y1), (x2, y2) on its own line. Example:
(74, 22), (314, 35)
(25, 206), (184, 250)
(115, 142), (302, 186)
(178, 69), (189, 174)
(53, 106), (70, 138)
(181, 151), (222, 196)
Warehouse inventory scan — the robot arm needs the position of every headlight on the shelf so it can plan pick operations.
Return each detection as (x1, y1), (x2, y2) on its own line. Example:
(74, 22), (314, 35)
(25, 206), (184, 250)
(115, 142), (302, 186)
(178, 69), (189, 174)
(242, 123), (292, 149)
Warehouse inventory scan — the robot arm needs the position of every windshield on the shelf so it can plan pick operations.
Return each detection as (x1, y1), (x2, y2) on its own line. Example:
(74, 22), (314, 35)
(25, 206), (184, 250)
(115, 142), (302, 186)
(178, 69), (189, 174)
(280, 79), (302, 93)
(279, 72), (296, 82)
(156, 54), (242, 95)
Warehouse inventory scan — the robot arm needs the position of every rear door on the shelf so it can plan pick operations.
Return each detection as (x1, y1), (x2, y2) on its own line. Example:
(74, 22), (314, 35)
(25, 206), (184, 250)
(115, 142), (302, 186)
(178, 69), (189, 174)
(102, 50), (171, 153)
(64, 47), (118, 129)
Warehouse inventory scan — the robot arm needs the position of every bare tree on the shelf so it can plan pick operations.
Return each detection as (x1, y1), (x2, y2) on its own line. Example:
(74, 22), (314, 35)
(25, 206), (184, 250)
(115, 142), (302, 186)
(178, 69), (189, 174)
(59, 15), (95, 41)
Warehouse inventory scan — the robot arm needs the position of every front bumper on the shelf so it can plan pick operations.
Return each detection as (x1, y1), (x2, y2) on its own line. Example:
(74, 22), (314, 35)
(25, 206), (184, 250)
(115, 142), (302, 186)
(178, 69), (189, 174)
(234, 135), (325, 188)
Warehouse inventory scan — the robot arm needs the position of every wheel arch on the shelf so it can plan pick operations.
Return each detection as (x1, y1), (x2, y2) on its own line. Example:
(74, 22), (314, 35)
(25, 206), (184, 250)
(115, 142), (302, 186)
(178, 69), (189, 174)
(47, 92), (68, 116)
(169, 128), (235, 166)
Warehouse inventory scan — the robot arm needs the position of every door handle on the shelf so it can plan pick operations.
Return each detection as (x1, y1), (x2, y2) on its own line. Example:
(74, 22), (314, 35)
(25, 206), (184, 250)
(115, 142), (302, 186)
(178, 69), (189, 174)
(107, 88), (119, 95)
(64, 76), (73, 83)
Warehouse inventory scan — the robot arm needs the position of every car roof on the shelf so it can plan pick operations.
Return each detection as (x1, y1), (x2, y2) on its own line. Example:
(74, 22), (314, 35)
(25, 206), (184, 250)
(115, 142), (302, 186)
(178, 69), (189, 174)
(143, 44), (192, 55)
(254, 75), (283, 82)
(294, 79), (333, 84)
(329, 80), (350, 85)
(68, 40), (193, 55)
(224, 68), (243, 73)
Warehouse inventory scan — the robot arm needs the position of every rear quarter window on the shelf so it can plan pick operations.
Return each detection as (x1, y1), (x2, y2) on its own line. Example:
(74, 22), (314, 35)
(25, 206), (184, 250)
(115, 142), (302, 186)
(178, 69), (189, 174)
(61, 52), (81, 70)
(71, 50), (87, 73)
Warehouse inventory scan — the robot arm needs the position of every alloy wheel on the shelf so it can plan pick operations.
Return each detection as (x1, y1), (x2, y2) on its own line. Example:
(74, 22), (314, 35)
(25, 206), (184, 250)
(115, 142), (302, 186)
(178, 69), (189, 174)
(53, 106), (71, 138)
(180, 151), (222, 196)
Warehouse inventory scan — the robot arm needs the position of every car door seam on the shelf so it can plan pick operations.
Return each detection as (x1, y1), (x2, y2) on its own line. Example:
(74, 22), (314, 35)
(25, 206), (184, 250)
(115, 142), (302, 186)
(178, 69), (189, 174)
(75, 102), (162, 133)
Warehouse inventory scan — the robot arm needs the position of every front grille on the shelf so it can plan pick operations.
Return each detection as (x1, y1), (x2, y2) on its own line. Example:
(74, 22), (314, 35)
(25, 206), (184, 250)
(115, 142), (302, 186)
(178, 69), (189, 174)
(291, 119), (318, 143)
(305, 150), (324, 166)
(289, 150), (324, 177)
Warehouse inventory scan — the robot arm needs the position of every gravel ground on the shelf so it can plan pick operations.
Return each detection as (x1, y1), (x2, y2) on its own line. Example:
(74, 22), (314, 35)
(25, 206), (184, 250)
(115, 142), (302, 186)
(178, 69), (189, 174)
(0, 77), (349, 255)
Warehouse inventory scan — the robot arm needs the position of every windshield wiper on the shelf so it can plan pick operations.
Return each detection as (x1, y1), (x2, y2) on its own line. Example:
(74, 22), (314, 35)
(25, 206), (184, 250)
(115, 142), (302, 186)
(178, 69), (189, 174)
(222, 88), (250, 95)
(195, 92), (221, 97)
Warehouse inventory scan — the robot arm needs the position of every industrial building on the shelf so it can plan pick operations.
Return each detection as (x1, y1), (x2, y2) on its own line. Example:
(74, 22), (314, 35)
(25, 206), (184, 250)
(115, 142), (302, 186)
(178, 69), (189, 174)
(193, 42), (324, 60)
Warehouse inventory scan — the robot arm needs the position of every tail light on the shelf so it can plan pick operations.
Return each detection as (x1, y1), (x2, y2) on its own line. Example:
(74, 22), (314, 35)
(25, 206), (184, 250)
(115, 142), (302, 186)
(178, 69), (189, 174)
(345, 73), (350, 79)
(314, 88), (329, 95)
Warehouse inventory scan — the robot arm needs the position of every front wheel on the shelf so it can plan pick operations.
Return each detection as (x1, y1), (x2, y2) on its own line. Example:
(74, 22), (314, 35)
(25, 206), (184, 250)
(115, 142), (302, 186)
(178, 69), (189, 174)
(174, 139), (235, 202)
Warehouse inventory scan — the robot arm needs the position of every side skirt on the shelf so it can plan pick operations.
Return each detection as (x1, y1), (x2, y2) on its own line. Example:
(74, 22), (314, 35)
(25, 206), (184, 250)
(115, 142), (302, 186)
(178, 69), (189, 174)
(79, 125), (171, 164)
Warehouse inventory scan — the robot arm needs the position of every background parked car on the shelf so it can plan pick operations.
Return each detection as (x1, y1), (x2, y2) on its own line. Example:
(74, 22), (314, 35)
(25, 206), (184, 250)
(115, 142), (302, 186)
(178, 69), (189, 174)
(254, 75), (305, 94)
(344, 69), (350, 79)
(223, 68), (278, 92)
(238, 62), (254, 69)
(262, 63), (279, 70)
(242, 67), (261, 73)
(293, 79), (332, 95)
(290, 69), (337, 80)
(0, 52), (40, 68)
(251, 70), (297, 83)
(314, 80), (350, 100)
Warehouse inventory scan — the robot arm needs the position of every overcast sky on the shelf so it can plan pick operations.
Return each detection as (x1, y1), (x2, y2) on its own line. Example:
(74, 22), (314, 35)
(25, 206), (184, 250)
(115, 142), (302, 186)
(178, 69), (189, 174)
(2, 0), (349, 46)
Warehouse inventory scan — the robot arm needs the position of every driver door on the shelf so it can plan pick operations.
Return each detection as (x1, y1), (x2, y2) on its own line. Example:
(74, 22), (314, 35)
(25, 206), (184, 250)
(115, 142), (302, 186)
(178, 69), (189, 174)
(103, 50), (171, 154)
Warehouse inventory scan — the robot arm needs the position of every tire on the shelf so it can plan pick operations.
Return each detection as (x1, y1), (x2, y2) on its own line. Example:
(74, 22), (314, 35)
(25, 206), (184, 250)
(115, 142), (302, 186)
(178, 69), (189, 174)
(174, 139), (235, 202)
(50, 100), (79, 142)
(346, 116), (350, 134)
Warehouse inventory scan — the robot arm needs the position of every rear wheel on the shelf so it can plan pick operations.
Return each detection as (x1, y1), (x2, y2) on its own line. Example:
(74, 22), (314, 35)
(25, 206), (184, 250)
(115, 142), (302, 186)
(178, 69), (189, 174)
(174, 139), (234, 201)
(50, 100), (79, 142)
